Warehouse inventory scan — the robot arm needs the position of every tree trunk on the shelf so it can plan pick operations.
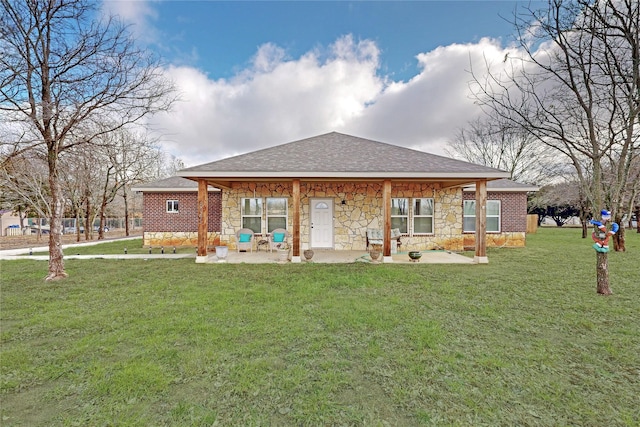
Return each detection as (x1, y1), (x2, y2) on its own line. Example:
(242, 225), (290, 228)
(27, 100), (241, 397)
(75, 212), (81, 242)
(36, 218), (42, 241)
(97, 200), (107, 240)
(579, 207), (589, 239)
(46, 169), (67, 281)
(84, 195), (91, 241)
(635, 206), (640, 234)
(18, 206), (24, 229)
(123, 190), (130, 236)
(612, 224), (626, 252)
(596, 252), (612, 295)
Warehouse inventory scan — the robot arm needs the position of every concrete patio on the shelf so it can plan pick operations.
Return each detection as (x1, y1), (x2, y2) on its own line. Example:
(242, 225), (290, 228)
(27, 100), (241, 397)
(199, 249), (476, 264)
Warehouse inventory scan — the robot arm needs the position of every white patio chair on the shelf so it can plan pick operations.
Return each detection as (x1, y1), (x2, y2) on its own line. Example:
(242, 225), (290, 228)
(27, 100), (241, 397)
(235, 228), (255, 253)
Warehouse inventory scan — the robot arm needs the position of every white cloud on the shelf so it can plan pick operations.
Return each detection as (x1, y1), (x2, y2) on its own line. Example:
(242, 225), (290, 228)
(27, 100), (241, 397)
(344, 37), (518, 155)
(101, 0), (159, 45)
(149, 36), (521, 167)
(108, 1), (523, 167)
(150, 35), (387, 166)
(101, 0), (200, 67)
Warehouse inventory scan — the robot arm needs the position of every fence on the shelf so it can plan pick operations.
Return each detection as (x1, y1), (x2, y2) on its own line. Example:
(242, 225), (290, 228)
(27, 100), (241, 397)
(526, 214), (538, 234)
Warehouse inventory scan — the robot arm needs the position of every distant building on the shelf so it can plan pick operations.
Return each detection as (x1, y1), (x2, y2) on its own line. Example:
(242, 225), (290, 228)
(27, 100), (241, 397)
(0, 210), (22, 236)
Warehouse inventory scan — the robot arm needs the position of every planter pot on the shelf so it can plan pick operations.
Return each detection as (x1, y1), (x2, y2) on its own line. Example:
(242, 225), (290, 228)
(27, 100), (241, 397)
(369, 250), (381, 263)
(303, 249), (314, 261)
(277, 249), (289, 263)
(408, 251), (422, 262)
(215, 245), (229, 262)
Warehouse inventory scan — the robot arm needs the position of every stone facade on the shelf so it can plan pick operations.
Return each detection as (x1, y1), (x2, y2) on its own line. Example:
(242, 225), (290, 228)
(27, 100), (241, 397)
(462, 232), (526, 249)
(141, 183), (529, 251)
(221, 182), (466, 251)
(143, 231), (220, 248)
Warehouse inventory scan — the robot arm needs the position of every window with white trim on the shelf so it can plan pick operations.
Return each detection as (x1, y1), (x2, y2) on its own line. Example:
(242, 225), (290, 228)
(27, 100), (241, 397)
(463, 200), (501, 232)
(166, 200), (179, 213)
(241, 198), (262, 233)
(391, 198), (408, 233)
(413, 198), (434, 234)
(266, 197), (287, 232)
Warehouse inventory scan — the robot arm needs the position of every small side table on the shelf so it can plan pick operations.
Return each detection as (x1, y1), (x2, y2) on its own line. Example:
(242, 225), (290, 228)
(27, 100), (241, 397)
(257, 239), (269, 252)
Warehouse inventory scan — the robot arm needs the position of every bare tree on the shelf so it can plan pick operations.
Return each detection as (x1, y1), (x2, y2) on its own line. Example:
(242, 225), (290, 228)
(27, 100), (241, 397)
(148, 152), (185, 181)
(59, 160), (86, 241)
(58, 146), (102, 241)
(0, 0), (176, 280)
(0, 152), (51, 239)
(471, 0), (640, 294)
(621, 156), (640, 232)
(529, 180), (585, 226)
(446, 115), (567, 185)
(109, 130), (165, 237)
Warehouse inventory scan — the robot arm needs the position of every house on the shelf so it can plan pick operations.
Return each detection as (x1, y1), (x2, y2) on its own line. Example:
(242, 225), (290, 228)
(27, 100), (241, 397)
(462, 179), (539, 249)
(1, 210), (22, 236)
(131, 176), (222, 248)
(175, 132), (518, 263)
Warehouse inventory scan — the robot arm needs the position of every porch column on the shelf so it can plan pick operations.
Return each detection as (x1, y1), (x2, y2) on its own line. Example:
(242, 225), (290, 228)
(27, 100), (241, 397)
(196, 179), (208, 262)
(292, 179), (301, 263)
(474, 179), (488, 264)
(383, 179), (393, 262)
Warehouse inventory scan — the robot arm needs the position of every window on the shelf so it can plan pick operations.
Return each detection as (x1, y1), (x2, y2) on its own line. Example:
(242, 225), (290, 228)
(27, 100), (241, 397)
(463, 200), (501, 232)
(413, 198), (434, 234)
(241, 198), (262, 233)
(391, 198), (408, 233)
(166, 200), (179, 213)
(240, 197), (289, 233)
(266, 198), (288, 232)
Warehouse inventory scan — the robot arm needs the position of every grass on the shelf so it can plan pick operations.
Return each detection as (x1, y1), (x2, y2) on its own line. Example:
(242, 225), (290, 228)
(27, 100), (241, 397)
(1, 228), (639, 426)
(30, 238), (195, 256)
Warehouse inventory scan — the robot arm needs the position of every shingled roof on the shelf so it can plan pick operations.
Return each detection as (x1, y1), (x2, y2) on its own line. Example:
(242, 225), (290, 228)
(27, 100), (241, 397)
(131, 176), (217, 192)
(178, 132), (509, 180)
(464, 179), (539, 192)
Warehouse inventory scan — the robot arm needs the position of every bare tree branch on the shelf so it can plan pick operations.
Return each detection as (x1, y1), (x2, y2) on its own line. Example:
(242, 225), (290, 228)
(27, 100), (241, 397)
(0, 0), (176, 280)
(469, 0), (640, 293)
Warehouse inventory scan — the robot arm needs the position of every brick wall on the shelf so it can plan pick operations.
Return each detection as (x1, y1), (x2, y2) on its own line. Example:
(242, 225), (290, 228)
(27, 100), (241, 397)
(462, 191), (528, 232)
(142, 191), (221, 232)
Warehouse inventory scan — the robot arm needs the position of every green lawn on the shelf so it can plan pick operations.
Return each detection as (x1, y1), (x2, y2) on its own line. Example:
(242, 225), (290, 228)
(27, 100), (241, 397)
(31, 238), (195, 256)
(1, 228), (639, 426)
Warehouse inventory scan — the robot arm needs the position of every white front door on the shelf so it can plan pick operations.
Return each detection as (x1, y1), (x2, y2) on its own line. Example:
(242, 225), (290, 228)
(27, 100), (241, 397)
(310, 198), (333, 248)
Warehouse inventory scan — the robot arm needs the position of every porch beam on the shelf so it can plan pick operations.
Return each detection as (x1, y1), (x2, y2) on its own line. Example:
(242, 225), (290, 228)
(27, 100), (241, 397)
(197, 179), (208, 259)
(474, 179), (488, 263)
(292, 179), (301, 261)
(383, 179), (392, 260)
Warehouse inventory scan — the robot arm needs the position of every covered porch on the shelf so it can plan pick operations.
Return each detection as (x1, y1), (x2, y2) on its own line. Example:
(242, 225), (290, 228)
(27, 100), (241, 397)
(189, 177), (493, 264)
(177, 133), (509, 264)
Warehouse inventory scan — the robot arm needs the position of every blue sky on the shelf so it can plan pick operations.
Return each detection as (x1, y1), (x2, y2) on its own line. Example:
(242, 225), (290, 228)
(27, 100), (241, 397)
(104, 1), (542, 166)
(148, 1), (526, 81)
